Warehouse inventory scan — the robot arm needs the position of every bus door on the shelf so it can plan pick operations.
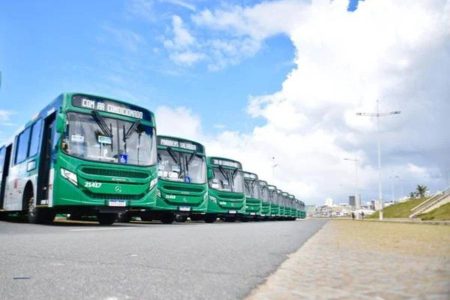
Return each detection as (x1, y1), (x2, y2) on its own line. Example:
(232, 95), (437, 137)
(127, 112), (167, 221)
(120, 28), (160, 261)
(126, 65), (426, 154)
(37, 113), (56, 204)
(0, 145), (12, 209)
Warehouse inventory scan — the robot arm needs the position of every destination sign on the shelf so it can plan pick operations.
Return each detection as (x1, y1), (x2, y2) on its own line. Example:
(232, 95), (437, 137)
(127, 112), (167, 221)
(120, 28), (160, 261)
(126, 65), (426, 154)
(72, 95), (147, 120)
(243, 172), (257, 180)
(159, 138), (198, 151)
(212, 159), (241, 169)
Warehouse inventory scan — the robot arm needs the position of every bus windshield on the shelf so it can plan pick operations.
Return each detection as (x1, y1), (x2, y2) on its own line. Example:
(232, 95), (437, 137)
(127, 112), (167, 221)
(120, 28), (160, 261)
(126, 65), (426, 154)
(157, 149), (206, 184)
(258, 182), (269, 202)
(268, 188), (277, 204)
(63, 112), (156, 166)
(210, 167), (244, 193)
(244, 178), (259, 198)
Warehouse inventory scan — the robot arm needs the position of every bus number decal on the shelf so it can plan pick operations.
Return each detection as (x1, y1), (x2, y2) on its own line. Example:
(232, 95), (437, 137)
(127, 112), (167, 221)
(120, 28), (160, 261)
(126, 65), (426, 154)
(84, 181), (102, 188)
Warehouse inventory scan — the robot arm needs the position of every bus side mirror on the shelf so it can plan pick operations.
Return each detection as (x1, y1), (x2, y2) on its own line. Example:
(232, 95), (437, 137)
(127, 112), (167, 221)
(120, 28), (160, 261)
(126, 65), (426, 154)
(56, 113), (66, 133)
(207, 169), (213, 180)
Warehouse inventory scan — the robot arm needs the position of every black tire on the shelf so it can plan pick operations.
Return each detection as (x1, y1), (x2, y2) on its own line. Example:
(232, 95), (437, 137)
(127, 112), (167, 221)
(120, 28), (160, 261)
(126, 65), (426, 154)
(140, 212), (152, 222)
(118, 212), (132, 223)
(204, 214), (216, 223)
(224, 217), (236, 222)
(25, 191), (55, 225)
(97, 213), (116, 225)
(189, 215), (203, 221)
(68, 212), (83, 221)
(160, 213), (175, 224)
(175, 215), (187, 223)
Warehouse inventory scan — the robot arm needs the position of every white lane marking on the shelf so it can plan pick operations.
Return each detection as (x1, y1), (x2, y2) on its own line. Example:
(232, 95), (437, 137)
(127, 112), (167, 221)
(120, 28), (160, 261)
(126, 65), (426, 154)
(69, 227), (135, 232)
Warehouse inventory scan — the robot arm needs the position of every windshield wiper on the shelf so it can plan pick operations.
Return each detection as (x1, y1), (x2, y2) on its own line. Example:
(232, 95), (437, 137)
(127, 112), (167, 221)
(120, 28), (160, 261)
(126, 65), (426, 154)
(219, 166), (238, 191)
(124, 119), (141, 140)
(167, 147), (184, 179)
(91, 111), (112, 137)
(185, 151), (197, 173)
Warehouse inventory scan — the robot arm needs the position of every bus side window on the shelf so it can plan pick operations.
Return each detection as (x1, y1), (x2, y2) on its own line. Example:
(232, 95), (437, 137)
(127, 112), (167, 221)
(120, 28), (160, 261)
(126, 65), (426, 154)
(15, 127), (31, 164)
(28, 119), (43, 158)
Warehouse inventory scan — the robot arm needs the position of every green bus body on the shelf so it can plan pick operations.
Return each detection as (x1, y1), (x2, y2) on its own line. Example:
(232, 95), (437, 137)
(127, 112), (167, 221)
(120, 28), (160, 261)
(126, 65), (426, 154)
(152, 136), (208, 222)
(205, 156), (245, 222)
(243, 171), (262, 219)
(288, 194), (295, 218)
(258, 180), (271, 218)
(267, 185), (278, 218)
(0, 93), (158, 225)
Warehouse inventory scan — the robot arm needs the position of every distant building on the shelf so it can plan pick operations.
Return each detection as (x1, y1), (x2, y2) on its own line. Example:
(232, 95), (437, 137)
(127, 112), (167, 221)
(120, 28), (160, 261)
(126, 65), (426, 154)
(325, 198), (334, 207)
(349, 195), (355, 207)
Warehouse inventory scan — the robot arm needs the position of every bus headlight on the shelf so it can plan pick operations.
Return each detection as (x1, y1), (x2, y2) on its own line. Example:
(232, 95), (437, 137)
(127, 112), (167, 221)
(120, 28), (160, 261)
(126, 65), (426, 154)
(61, 168), (78, 186)
(149, 178), (158, 190)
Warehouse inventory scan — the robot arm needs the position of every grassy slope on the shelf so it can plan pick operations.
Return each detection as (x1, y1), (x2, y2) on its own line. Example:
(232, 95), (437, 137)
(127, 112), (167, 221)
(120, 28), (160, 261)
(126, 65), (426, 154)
(418, 202), (450, 220)
(368, 197), (428, 219)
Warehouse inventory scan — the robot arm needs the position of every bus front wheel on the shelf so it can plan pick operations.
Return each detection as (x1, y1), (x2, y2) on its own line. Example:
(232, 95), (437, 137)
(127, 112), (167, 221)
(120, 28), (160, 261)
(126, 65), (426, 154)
(160, 213), (175, 224)
(97, 213), (116, 225)
(204, 214), (217, 223)
(26, 197), (55, 224)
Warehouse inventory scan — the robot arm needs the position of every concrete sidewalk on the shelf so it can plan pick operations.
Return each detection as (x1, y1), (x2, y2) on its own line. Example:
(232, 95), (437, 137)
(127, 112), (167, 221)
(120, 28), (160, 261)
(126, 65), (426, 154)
(246, 220), (450, 299)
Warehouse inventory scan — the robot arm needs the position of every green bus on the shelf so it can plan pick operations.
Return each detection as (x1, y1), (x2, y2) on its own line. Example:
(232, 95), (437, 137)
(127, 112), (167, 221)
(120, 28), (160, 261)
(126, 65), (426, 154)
(243, 171), (261, 220)
(267, 184), (278, 220)
(204, 157), (245, 223)
(281, 191), (289, 220)
(258, 180), (271, 219)
(276, 189), (284, 220)
(288, 194), (296, 220)
(152, 135), (207, 223)
(0, 93), (158, 225)
(298, 199), (306, 219)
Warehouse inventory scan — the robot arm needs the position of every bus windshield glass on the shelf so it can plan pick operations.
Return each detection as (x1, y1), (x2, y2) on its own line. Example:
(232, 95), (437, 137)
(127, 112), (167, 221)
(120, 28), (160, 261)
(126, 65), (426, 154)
(157, 149), (206, 184)
(63, 112), (156, 166)
(244, 178), (259, 198)
(258, 182), (269, 201)
(210, 167), (244, 193)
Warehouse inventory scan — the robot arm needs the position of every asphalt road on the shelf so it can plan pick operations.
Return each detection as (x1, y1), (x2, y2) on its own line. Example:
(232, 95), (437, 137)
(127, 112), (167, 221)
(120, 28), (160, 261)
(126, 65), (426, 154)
(0, 219), (326, 300)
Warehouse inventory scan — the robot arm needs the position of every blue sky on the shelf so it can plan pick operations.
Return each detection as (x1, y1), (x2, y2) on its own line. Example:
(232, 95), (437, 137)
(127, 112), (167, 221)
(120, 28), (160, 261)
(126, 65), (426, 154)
(1, 0), (448, 205)
(0, 0), (294, 138)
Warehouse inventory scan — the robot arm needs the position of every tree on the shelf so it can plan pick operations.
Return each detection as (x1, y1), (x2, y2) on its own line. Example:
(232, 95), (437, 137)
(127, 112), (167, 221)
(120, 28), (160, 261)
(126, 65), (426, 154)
(409, 192), (416, 199)
(416, 185), (428, 198)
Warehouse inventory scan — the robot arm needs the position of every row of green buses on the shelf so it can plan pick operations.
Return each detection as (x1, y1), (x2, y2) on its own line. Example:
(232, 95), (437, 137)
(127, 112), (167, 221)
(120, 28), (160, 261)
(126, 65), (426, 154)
(0, 93), (305, 225)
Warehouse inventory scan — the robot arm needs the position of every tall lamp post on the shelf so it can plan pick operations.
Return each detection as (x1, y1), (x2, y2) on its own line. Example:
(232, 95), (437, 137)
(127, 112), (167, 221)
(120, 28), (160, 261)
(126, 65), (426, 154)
(344, 157), (360, 209)
(272, 156), (278, 179)
(356, 100), (400, 220)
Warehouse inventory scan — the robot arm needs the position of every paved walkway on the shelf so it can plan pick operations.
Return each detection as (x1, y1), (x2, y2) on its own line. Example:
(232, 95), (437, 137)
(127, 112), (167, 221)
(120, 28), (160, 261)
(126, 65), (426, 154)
(247, 220), (450, 299)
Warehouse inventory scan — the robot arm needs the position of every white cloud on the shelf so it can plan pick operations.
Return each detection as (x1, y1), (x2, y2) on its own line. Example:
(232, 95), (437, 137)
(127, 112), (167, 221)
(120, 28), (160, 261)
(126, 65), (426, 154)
(0, 110), (15, 126)
(155, 106), (203, 141)
(164, 15), (205, 65)
(157, 0), (450, 204)
(165, 0), (196, 12)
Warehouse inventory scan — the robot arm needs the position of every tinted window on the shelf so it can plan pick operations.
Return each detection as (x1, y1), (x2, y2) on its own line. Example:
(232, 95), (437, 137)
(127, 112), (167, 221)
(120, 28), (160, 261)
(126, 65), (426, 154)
(28, 120), (43, 157)
(15, 127), (31, 164)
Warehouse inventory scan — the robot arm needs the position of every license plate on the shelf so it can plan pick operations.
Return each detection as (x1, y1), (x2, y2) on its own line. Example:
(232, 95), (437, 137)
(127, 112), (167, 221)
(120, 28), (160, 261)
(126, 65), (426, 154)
(179, 206), (191, 212)
(229, 210), (237, 214)
(108, 200), (127, 207)
(250, 212), (256, 216)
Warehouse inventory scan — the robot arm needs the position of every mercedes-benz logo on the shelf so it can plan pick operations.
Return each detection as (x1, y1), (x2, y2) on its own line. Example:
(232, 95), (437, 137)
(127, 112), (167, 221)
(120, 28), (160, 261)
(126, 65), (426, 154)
(114, 186), (122, 193)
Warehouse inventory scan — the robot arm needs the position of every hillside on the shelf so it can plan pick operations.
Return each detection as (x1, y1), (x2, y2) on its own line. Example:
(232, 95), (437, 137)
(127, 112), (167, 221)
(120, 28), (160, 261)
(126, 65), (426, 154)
(368, 197), (428, 219)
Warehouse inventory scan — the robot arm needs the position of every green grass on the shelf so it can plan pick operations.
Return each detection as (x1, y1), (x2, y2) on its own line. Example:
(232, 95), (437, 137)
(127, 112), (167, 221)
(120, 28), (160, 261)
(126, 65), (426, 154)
(418, 202), (450, 221)
(368, 197), (428, 219)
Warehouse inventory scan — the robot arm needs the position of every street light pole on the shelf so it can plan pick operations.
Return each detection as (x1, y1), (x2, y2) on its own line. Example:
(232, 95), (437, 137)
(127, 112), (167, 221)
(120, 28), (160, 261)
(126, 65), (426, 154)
(344, 157), (360, 209)
(356, 99), (401, 220)
(272, 156), (278, 180)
